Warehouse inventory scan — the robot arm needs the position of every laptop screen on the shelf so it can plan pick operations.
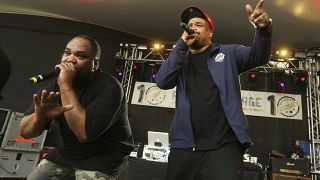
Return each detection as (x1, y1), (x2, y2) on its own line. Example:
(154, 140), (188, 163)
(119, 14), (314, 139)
(147, 131), (169, 147)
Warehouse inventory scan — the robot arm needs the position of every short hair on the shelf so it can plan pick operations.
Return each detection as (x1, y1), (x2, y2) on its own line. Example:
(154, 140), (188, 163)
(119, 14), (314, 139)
(72, 35), (101, 60)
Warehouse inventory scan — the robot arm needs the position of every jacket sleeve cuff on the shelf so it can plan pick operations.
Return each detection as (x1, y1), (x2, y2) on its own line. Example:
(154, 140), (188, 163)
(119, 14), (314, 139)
(257, 19), (273, 32)
(176, 38), (189, 51)
(261, 19), (272, 31)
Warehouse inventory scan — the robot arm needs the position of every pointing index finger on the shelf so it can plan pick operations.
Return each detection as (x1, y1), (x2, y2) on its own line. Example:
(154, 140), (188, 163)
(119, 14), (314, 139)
(255, 0), (264, 10)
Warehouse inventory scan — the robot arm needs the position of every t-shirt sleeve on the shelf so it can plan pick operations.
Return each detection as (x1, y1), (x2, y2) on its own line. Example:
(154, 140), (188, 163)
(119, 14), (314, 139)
(84, 78), (124, 142)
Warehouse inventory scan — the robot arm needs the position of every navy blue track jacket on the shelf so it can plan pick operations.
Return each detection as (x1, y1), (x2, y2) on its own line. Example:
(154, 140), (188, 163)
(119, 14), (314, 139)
(156, 28), (272, 149)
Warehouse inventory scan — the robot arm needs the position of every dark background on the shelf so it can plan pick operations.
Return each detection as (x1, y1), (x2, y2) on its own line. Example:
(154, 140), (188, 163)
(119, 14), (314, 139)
(1, 0), (320, 50)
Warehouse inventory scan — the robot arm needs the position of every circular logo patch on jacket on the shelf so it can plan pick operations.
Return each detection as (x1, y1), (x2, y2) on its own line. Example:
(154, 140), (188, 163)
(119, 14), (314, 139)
(215, 53), (225, 62)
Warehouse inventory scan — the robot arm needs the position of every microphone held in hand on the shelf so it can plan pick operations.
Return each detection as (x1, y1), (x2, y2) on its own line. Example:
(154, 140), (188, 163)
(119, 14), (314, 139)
(29, 68), (60, 84)
(180, 22), (195, 35)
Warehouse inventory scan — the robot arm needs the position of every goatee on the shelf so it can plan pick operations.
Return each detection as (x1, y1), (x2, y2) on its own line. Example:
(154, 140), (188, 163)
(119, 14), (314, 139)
(74, 67), (94, 84)
(190, 41), (203, 50)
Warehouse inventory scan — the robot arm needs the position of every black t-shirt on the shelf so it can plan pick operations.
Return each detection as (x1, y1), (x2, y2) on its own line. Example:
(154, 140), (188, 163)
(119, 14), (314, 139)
(25, 71), (134, 176)
(184, 47), (237, 150)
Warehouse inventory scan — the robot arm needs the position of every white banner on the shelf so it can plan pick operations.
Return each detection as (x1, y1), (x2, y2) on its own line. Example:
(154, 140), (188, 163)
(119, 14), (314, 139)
(241, 90), (302, 120)
(131, 82), (176, 108)
(131, 82), (303, 120)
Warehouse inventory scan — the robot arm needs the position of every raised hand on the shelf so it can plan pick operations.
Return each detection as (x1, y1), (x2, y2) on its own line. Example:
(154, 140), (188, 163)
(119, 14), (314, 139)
(34, 90), (73, 120)
(245, 0), (270, 29)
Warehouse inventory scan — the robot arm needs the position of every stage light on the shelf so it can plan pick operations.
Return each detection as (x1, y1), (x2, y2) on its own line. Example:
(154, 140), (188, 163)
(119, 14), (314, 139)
(293, 3), (305, 16)
(152, 73), (156, 79)
(279, 81), (286, 88)
(112, 56), (124, 79)
(133, 63), (145, 75)
(293, 70), (308, 87)
(246, 71), (260, 90)
(280, 50), (288, 57)
(299, 76), (307, 82)
(271, 70), (286, 91)
(117, 72), (123, 77)
(273, 48), (293, 60)
(248, 72), (258, 80)
(147, 63), (160, 82)
(130, 63), (145, 81)
(153, 43), (165, 51)
(154, 43), (161, 50)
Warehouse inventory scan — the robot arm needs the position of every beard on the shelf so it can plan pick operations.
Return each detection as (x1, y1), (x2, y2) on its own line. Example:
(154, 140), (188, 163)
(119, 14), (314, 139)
(190, 35), (205, 50)
(190, 41), (203, 50)
(190, 35), (211, 50)
(74, 66), (94, 84)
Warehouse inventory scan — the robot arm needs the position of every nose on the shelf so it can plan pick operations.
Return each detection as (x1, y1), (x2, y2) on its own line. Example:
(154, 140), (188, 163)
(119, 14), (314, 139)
(189, 24), (197, 30)
(66, 54), (77, 63)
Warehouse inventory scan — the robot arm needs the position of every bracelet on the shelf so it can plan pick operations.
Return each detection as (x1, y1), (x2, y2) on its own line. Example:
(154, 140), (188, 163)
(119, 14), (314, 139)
(35, 113), (47, 122)
(35, 113), (41, 121)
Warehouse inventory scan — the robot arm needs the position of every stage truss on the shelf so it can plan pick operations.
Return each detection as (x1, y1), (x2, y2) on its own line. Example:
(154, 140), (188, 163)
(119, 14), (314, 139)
(115, 44), (320, 179)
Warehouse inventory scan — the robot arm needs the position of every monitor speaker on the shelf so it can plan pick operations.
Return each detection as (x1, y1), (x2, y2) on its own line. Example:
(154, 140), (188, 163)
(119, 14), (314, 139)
(271, 172), (311, 180)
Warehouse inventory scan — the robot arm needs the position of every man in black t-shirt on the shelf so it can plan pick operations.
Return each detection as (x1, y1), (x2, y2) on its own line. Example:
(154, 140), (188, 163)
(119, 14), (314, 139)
(156, 1), (272, 180)
(19, 35), (133, 180)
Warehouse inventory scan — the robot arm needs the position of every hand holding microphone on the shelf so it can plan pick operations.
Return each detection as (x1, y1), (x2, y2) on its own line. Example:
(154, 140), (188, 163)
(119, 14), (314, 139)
(180, 22), (195, 35)
(180, 22), (198, 46)
(55, 62), (78, 86)
(29, 62), (77, 84)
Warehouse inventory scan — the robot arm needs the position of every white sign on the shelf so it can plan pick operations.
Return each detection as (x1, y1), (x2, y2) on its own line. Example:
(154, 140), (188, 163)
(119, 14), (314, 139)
(131, 82), (176, 108)
(131, 82), (303, 120)
(241, 90), (302, 120)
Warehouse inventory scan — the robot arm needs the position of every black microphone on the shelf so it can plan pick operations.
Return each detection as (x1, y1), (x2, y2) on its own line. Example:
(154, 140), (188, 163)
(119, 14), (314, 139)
(180, 22), (195, 35)
(29, 68), (60, 84)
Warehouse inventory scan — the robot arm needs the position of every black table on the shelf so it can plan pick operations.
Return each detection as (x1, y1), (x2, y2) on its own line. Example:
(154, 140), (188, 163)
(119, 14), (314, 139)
(127, 158), (265, 180)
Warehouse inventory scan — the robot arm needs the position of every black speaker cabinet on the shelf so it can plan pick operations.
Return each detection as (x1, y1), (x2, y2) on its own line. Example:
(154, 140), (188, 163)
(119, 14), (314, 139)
(271, 172), (311, 180)
(270, 158), (310, 175)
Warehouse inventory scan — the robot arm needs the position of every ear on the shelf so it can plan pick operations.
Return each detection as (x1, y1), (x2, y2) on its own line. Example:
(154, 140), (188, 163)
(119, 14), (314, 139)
(209, 31), (213, 38)
(92, 58), (100, 72)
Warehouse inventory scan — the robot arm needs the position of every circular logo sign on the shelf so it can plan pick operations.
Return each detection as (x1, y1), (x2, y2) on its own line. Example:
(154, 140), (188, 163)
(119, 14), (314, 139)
(277, 96), (300, 118)
(145, 86), (166, 105)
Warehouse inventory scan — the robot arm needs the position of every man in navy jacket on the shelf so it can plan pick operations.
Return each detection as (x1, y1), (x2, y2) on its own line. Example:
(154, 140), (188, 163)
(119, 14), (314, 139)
(156, 1), (272, 179)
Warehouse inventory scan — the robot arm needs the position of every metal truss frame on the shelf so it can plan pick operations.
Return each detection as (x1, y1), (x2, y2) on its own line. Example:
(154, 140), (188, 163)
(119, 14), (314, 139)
(304, 58), (320, 180)
(252, 55), (320, 180)
(115, 44), (165, 102)
(115, 45), (320, 179)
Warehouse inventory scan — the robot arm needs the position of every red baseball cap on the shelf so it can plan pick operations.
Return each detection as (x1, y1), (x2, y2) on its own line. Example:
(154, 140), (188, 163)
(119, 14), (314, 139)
(181, 6), (214, 32)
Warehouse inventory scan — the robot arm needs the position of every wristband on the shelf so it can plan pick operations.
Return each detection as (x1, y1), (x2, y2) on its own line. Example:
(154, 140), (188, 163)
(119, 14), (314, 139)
(35, 113), (47, 122)
(35, 113), (41, 121)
